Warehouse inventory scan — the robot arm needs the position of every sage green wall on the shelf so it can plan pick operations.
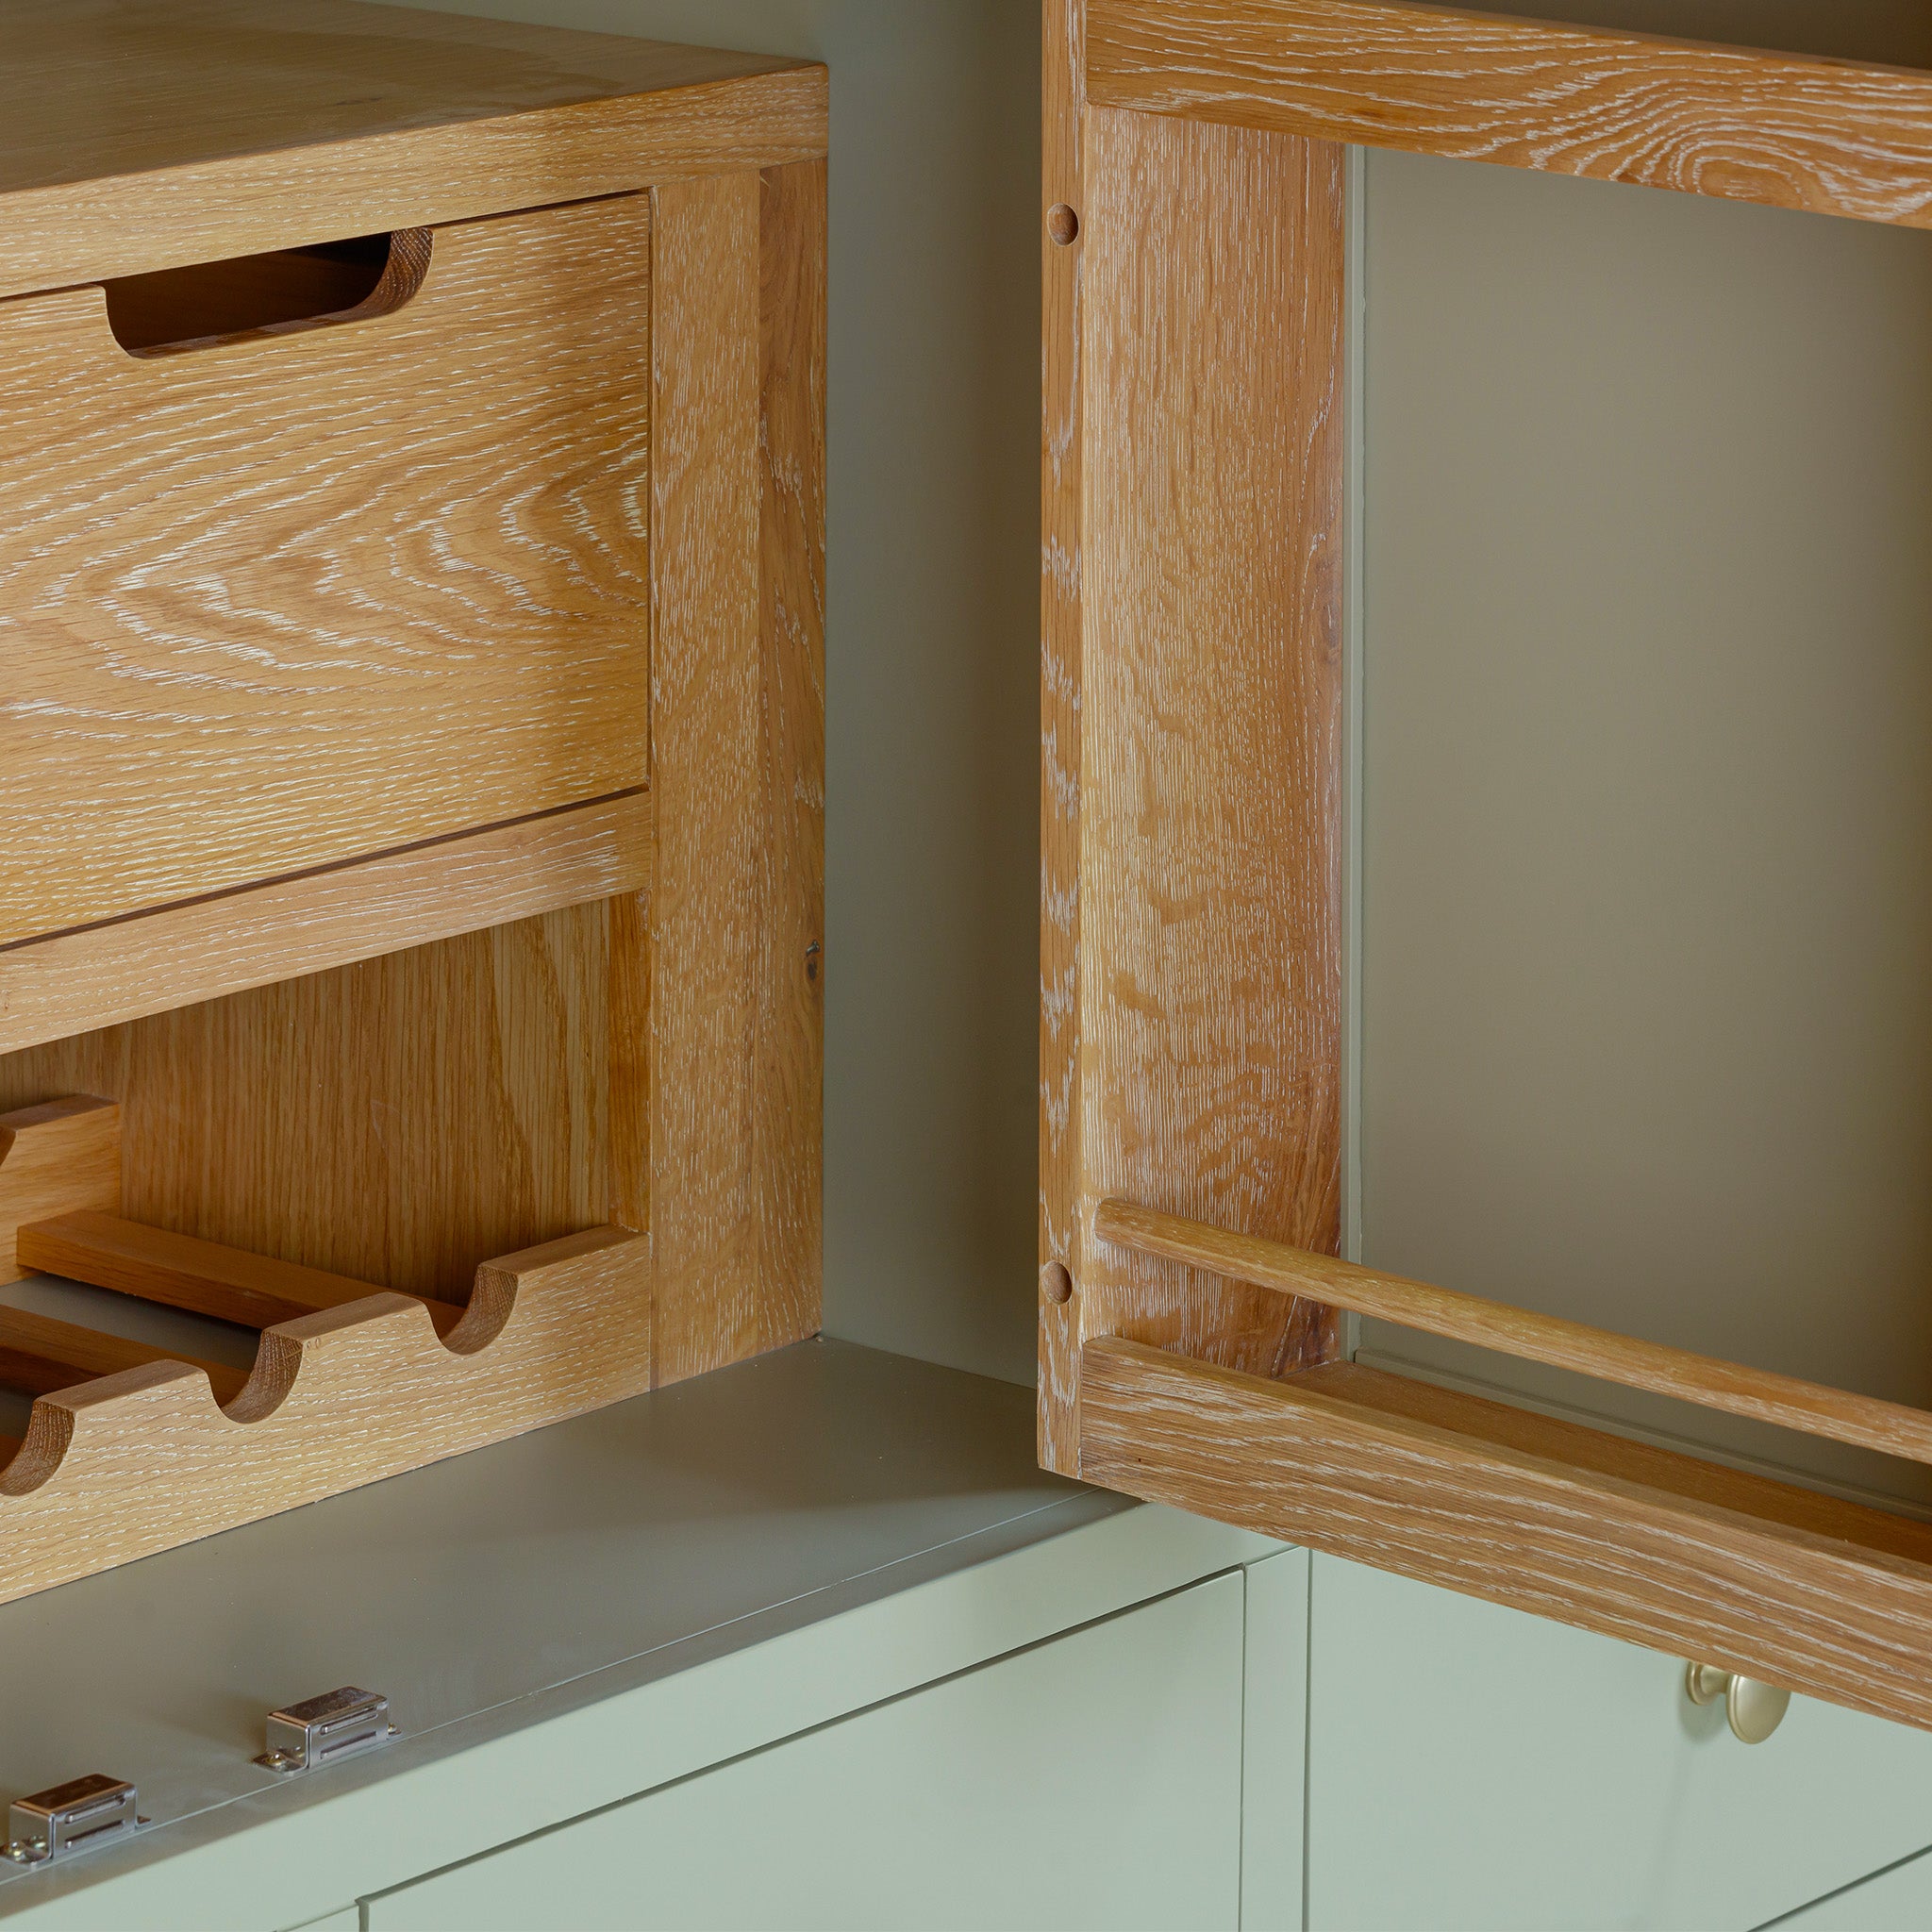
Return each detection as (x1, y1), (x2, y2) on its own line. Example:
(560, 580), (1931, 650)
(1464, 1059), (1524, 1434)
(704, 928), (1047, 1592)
(1357, 13), (1932, 1507)
(386, 0), (1042, 1384)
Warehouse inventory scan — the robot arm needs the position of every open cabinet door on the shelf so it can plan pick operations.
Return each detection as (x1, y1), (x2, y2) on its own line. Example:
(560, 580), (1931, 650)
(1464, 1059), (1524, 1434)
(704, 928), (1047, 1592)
(1040, 0), (1932, 1735)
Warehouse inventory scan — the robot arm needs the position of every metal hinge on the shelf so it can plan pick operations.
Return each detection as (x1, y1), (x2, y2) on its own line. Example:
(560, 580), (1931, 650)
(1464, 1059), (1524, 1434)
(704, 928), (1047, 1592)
(255, 1686), (396, 1774)
(5, 1774), (146, 1868)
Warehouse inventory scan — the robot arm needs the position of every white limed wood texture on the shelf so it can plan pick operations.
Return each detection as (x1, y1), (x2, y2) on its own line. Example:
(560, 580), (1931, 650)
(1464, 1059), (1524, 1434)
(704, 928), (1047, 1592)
(648, 165), (823, 1387)
(1072, 106), (1344, 1406)
(1038, 0), (1086, 1473)
(0, 1226), (650, 1608)
(0, 0), (826, 300)
(0, 194), (652, 947)
(1081, 1340), (1932, 1735)
(0, 793), (651, 1058)
(1086, 0), (1932, 231)
(1094, 1198), (1932, 1469)
(0, 1100), (122, 1286)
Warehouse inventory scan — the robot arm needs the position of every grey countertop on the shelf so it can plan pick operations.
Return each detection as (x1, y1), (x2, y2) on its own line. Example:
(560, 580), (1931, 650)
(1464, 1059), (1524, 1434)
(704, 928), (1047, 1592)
(0, 1338), (1114, 1899)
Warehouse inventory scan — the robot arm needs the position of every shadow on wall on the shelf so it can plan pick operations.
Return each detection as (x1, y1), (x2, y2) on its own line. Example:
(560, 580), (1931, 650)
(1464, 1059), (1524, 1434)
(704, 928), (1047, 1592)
(381, 0), (1044, 1384)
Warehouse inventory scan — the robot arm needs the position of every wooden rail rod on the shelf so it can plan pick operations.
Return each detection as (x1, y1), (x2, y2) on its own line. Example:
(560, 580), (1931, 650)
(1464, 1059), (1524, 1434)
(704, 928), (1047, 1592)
(1092, 1197), (1932, 1469)
(16, 1212), (465, 1339)
(0, 1305), (245, 1405)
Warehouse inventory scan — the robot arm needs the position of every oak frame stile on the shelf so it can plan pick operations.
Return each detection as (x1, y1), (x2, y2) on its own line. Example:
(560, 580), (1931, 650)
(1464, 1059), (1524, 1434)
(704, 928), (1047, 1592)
(1042, 0), (1932, 1733)
(0, 4), (826, 1606)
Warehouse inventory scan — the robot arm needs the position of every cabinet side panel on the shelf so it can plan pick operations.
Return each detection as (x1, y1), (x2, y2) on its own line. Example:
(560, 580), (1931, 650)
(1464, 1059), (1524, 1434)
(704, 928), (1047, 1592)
(0, 905), (612, 1303)
(1040, 0), (1087, 1471)
(1077, 109), (1345, 1389)
(650, 167), (821, 1385)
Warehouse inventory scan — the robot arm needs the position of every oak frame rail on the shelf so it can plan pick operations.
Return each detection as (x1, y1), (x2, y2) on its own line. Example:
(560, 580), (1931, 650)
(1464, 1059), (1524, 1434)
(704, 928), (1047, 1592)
(1094, 1199), (1932, 1469)
(1086, 0), (1932, 229)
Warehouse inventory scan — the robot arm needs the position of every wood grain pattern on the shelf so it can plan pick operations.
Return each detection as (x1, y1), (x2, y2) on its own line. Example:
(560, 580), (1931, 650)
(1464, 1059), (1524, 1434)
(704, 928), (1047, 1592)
(18, 1212), (466, 1339)
(1074, 108), (1345, 1403)
(0, 194), (652, 947)
(1038, 0), (1087, 1475)
(0, 0), (825, 301)
(648, 168), (823, 1385)
(0, 1306), (245, 1407)
(1087, 0), (1932, 231)
(0, 793), (651, 1059)
(1081, 1340), (1932, 1734)
(0, 908), (614, 1305)
(754, 160), (828, 1358)
(1096, 1198), (1932, 1469)
(0, 1226), (652, 1607)
(0, 1099), (123, 1285)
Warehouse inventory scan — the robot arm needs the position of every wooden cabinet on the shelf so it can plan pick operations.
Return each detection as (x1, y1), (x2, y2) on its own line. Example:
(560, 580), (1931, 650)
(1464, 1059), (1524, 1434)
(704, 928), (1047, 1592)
(0, 0), (826, 1606)
(1040, 0), (1932, 1741)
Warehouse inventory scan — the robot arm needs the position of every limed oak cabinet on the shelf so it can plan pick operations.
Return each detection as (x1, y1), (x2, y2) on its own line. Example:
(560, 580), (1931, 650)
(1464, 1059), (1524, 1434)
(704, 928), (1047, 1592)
(0, 0), (824, 1599)
(1041, 0), (1932, 1740)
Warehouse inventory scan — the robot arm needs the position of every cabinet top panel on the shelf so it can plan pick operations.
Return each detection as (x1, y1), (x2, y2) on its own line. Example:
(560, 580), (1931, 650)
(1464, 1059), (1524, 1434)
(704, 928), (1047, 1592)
(0, 0), (826, 296)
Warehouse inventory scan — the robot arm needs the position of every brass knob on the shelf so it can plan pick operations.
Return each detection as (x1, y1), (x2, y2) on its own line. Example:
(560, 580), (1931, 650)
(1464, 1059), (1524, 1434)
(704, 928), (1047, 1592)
(1685, 1661), (1790, 1743)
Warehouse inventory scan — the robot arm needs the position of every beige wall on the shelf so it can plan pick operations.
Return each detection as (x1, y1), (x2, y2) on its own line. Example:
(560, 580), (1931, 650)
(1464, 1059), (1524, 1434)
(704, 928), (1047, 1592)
(386, 0), (1042, 1384)
(1357, 52), (1932, 1507)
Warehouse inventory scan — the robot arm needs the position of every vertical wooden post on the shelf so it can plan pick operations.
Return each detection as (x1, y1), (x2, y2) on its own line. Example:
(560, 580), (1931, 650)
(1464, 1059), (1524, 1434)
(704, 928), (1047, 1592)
(1041, 25), (1348, 1472)
(1040, 0), (1089, 1472)
(650, 164), (825, 1385)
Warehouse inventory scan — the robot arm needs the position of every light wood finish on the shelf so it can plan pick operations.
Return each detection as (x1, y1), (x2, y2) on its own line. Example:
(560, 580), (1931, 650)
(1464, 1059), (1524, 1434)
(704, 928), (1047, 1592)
(0, 0), (825, 302)
(1087, 0), (1932, 231)
(0, 1099), (123, 1286)
(0, 196), (652, 947)
(0, 1226), (651, 1607)
(754, 160), (828, 1375)
(1081, 1340), (1932, 1734)
(0, 793), (652, 1059)
(0, 15), (825, 1599)
(18, 1212), (466, 1341)
(1096, 1198), (1932, 1469)
(647, 167), (824, 1386)
(1038, 0), (1086, 1473)
(1069, 105), (1345, 1424)
(0, 910), (616, 1306)
(0, 1307), (245, 1407)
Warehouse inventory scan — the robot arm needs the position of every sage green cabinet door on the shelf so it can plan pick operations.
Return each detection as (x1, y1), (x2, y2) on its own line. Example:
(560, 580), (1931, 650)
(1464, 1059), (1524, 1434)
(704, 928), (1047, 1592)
(365, 1572), (1245, 1932)
(1307, 1556), (1932, 1931)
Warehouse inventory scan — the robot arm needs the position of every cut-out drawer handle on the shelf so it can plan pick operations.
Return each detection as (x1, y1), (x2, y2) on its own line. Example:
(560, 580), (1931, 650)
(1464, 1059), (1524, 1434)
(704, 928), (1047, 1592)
(1686, 1661), (1791, 1743)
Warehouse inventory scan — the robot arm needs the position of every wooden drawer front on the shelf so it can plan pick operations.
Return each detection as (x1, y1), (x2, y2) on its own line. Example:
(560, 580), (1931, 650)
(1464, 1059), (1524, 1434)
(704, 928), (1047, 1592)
(0, 193), (650, 946)
(361, 1574), (1246, 1931)
(1306, 1555), (1932, 1931)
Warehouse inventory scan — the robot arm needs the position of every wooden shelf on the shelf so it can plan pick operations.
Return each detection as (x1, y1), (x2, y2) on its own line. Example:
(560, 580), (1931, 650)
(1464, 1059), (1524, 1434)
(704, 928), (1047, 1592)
(0, 793), (652, 1058)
